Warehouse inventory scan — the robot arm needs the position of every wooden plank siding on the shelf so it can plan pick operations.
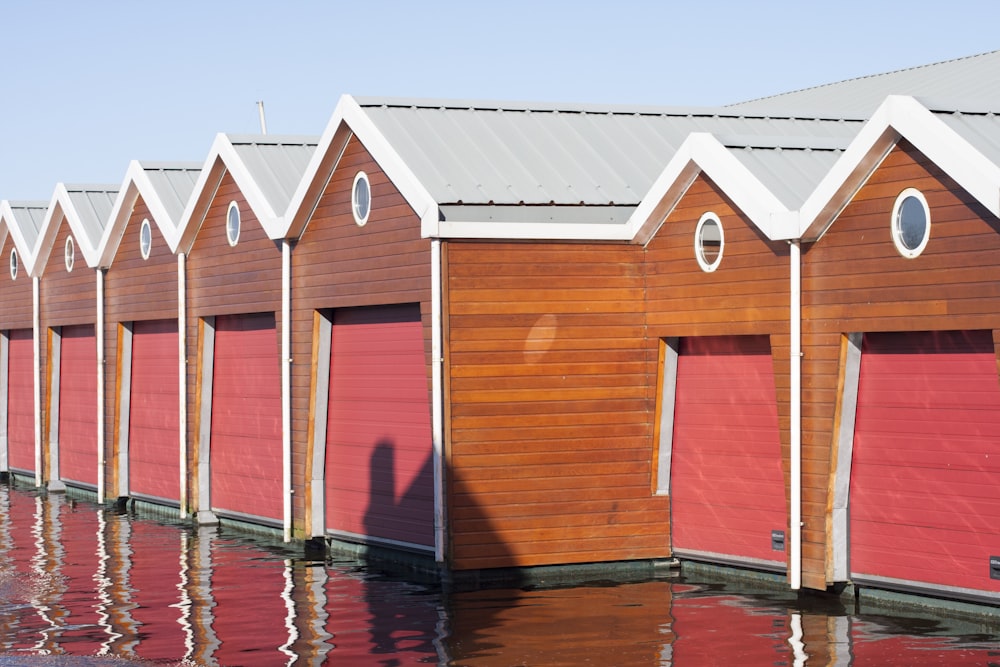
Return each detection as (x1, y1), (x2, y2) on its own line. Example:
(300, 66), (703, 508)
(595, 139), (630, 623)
(801, 139), (1000, 588)
(644, 175), (793, 572)
(185, 173), (282, 516)
(0, 235), (34, 330)
(292, 135), (432, 540)
(104, 195), (179, 499)
(40, 220), (98, 488)
(445, 239), (666, 570)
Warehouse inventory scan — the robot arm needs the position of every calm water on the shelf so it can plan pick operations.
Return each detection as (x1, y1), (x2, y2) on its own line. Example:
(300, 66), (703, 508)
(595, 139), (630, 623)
(0, 484), (997, 666)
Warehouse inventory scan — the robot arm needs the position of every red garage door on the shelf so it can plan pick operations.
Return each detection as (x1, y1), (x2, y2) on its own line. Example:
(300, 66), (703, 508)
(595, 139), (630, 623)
(211, 313), (281, 522)
(128, 319), (179, 502)
(850, 330), (1000, 594)
(7, 329), (34, 472)
(326, 304), (434, 549)
(670, 335), (786, 567)
(58, 324), (97, 487)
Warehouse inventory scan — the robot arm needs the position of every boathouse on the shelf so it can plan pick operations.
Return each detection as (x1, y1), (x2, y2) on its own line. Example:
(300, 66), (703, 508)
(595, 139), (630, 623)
(99, 161), (201, 507)
(176, 133), (316, 536)
(34, 184), (117, 496)
(0, 200), (45, 483)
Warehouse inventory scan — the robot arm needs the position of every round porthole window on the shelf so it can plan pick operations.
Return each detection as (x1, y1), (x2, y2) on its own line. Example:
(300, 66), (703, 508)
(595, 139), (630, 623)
(139, 218), (153, 260)
(352, 171), (371, 226)
(695, 212), (724, 272)
(9, 249), (17, 281)
(226, 201), (241, 246)
(891, 188), (930, 258)
(65, 236), (75, 272)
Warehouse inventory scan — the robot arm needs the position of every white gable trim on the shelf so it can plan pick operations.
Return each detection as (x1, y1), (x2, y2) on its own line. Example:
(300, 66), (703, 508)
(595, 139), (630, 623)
(799, 95), (1000, 241)
(283, 95), (438, 240)
(628, 133), (798, 245)
(32, 184), (115, 277)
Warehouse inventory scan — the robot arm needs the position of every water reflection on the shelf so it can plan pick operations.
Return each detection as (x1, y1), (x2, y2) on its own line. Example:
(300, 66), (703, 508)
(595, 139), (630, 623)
(0, 484), (997, 665)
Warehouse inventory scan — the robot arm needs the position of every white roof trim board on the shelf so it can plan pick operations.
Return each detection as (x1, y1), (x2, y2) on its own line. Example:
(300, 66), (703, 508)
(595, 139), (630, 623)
(100, 160), (202, 266)
(32, 184), (118, 277)
(177, 133), (318, 250)
(798, 95), (1000, 241)
(628, 133), (799, 244)
(284, 95), (438, 240)
(0, 200), (48, 271)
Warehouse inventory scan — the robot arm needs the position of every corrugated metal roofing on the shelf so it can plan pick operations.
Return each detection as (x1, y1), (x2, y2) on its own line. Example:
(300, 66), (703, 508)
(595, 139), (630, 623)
(724, 143), (847, 211)
(64, 185), (118, 250)
(355, 98), (864, 215)
(227, 135), (318, 216)
(731, 50), (1000, 118)
(929, 107), (1000, 167)
(6, 200), (47, 250)
(138, 161), (202, 225)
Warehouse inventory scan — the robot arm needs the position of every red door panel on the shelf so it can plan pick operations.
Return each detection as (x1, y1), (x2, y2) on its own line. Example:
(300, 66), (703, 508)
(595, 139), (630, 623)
(326, 304), (434, 548)
(670, 335), (786, 565)
(850, 330), (1000, 593)
(58, 324), (97, 487)
(210, 314), (281, 522)
(7, 329), (34, 471)
(128, 319), (180, 501)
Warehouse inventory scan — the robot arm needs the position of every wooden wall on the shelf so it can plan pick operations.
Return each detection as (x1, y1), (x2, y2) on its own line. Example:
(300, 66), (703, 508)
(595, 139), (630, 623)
(0, 235), (34, 330)
(184, 172), (283, 514)
(644, 173), (792, 563)
(103, 195), (179, 498)
(801, 139), (1000, 588)
(39, 219), (98, 486)
(292, 134), (431, 537)
(445, 239), (665, 570)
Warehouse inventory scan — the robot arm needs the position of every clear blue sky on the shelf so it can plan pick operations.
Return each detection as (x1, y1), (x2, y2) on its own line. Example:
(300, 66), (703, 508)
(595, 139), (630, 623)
(2, 0), (998, 201)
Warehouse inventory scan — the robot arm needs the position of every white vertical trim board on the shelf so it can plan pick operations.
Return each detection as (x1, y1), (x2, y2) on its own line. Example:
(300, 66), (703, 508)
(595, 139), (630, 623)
(656, 338), (679, 494)
(196, 317), (216, 525)
(309, 311), (332, 538)
(116, 323), (134, 498)
(830, 332), (862, 582)
(47, 327), (65, 492)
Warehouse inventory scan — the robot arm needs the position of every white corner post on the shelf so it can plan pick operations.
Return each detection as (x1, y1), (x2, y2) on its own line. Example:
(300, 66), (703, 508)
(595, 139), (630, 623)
(281, 239), (292, 543)
(96, 269), (106, 503)
(790, 240), (802, 590)
(178, 253), (188, 519)
(32, 276), (41, 488)
(431, 239), (445, 563)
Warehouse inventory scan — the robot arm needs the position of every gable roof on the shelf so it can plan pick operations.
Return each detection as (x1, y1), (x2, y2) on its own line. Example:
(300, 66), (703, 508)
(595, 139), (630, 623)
(100, 160), (202, 266)
(731, 50), (1000, 118)
(798, 95), (1000, 242)
(285, 95), (864, 241)
(177, 133), (317, 251)
(0, 200), (47, 272)
(32, 184), (118, 276)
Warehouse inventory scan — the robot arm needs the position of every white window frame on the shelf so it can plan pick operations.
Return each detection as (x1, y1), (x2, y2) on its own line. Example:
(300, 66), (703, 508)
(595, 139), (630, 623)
(694, 212), (724, 273)
(891, 188), (930, 259)
(352, 171), (371, 227)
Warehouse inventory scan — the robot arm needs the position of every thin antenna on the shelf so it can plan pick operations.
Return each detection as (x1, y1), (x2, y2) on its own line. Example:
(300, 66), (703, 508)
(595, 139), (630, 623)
(257, 101), (268, 135)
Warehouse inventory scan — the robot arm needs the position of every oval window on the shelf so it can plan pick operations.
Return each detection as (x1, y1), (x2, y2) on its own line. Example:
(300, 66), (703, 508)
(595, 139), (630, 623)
(9, 249), (17, 281)
(226, 201), (241, 246)
(65, 236), (75, 272)
(352, 171), (371, 226)
(139, 218), (153, 260)
(695, 212), (724, 272)
(891, 188), (930, 258)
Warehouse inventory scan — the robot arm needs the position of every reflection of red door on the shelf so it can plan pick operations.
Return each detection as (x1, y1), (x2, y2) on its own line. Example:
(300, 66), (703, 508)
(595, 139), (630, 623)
(128, 319), (180, 501)
(59, 324), (97, 486)
(670, 335), (786, 566)
(325, 304), (433, 548)
(210, 313), (281, 522)
(7, 329), (34, 471)
(851, 330), (1000, 594)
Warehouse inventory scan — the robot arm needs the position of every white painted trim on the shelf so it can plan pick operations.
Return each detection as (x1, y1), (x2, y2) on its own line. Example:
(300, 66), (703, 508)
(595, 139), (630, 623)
(196, 316), (217, 525)
(178, 253), (188, 519)
(281, 240), (292, 542)
(800, 95), (1000, 241)
(117, 323), (133, 499)
(435, 219), (634, 241)
(694, 212), (724, 273)
(96, 269), (105, 503)
(32, 277), (41, 487)
(789, 241), (802, 591)
(225, 201), (240, 247)
(309, 312), (332, 538)
(656, 338), (678, 494)
(47, 326), (65, 492)
(351, 171), (371, 227)
(890, 188), (931, 258)
(138, 219), (152, 260)
(431, 239), (445, 563)
(830, 332), (862, 583)
(283, 95), (439, 241)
